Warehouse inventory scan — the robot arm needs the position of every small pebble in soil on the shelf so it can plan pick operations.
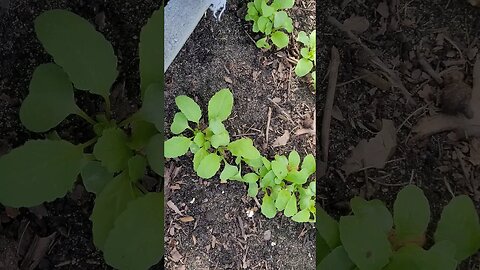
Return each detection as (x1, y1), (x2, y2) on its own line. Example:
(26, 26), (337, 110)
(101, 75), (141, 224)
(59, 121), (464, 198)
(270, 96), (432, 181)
(271, 241), (276, 246)
(246, 209), (254, 218)
(263, 230), (271, 241)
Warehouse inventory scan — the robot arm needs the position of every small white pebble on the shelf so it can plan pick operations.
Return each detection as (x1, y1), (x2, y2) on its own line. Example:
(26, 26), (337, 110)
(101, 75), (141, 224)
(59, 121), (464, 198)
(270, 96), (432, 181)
(222, 190), (225, 194)
(190, 198), (195, 204)
(246, 209), (254, 218)
(271, 242), (276, 247)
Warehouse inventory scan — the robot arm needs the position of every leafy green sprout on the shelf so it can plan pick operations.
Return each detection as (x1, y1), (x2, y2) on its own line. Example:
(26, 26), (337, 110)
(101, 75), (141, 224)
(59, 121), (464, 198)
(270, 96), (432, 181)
(164, 88), (316, 222)
(318, 185), (480, 270)
(245, 0), (295, 50)
(295, 30), (316, 89)
(0, 9), (164, 270)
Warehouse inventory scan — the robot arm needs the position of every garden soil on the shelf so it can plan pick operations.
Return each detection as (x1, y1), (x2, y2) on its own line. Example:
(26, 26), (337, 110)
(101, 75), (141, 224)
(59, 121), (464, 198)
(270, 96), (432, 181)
(318, 0), (480, 269)
(164, 0), (316, 269)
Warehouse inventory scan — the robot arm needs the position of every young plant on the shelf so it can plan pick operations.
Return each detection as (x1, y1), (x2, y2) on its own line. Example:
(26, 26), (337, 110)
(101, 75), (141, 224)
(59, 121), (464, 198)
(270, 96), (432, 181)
(0, 9), (164, 270)
(164, 89), (316, 222)
(245, 0), (294, 50)
(317, 185), (480, 270)
(295, 30), (316, 89)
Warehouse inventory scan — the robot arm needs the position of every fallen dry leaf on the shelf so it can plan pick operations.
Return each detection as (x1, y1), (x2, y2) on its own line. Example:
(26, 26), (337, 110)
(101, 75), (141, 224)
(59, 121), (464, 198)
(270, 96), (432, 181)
(272, 130), (290, 147)
(170, 247), (182, 263)
(179, 216), (194, 223)
(342, 119), (397, 175)
(224, 76), (233, 84)
(167, 200), (183, 216)
(343, 16), (370, 34)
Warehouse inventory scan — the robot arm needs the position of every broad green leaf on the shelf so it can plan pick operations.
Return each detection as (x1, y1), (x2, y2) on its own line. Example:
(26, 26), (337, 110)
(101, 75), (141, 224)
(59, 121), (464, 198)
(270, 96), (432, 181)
(339, 216), (392, 270)
(253, 20), (260, 33)
(317, 235), (332, 264)
(190, 143), (200, 154)
(128, 121), (158, 150)
(284, 194), (297, 217)
(254, 0), (263, 11)
(244, 157), (264, 169)
(138, 83), (164, 131)
(292, 208), (310, 222)
(257, 16), (270, 33)
(265, 21), (273, 35)
(193, 132), (205, 147)
(318, 246), (356, 270)
(93, 128), (133, 173)
(246, 3), (258, 17)
(211, 132), (230, 148)
(256, 37), (271, 49)
(35, 10), (117, 97)
(20, 63), (77, 132)
(220, 162), (238, 182)
(297, 31), (309, 46)
(228, 138), (261, 160)
(351, 197), (393, 233)
(170, 112), (189, 134)
(318, 207), (340, 249)
(384, 245), (457, 270)
(271, 159), (288, 180)
(208, 88), (233, 122)
(302, 154), (316, 174)
(175, 95), (201, 123)
(261, 193), (277, 218)
(0, 140), (85, 207)
(209, 120), (226, 135)
(273, 11), (293, 33)
(248, 182), (258, 197)
(271, 31), (289, 49)
(288, 150), (300, 170)
(91, 172), (135, 250)
(197, 153), (221, 179)
(164, 136), (191, 158)
(128, 155), (147, 182)
(272, 0), (295, 9)
(81, 160), (113, 195)
(300, 47), (310, 59)
(274, 189), (290, 211)
(139, 9), (163, 98)
(435, 195), (480, 260)
(295, 58), (313, 77)
(261, 0), (275, 17)
(262, 157), (271, 170)
(104, 193), (163, 269)
(285, 170), (308, 184)
(193, 147), (208, 172)
(145, 134), (163, 176)
(309, 30), (316, 49)
(394, 185), (430, 242)
(260, 170), (275, 188)
(243, 173), (259, 183)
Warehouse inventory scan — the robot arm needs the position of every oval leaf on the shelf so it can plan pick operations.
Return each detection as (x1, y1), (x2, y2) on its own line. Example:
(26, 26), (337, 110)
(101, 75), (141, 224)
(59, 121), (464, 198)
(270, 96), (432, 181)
(220, 162), (238, 182)
(138, 83), (164, 131)
(197, 153), (221, 179)
(261, 193), (277, 218)
(227, 138), (261, 160)
(145, 134), (163, 176)
(175, 95), (201, 123)
(394, 185), (430, 242)
(93, 128), (133, 173)
(34, 9), (117, 97)
(104, 192), (163, 270)
(271, 31), (289, 49)
(0, 140), (85, 207)
(128, 155), (147, 182)
(318, 246), (356, 270)
(170, 112), (189, 134)
(295, 58), (313, 77)
(81, 160), (113, 195)
(284, 194), (298, 217)
(20, 63), (77, 132)
(164, 136), (191, 158)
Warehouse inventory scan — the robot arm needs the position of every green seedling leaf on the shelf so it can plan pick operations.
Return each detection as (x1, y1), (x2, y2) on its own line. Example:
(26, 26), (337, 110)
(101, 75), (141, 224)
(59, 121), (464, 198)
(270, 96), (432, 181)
(211, 132), (230, 149)
(295, 58), (313, 77)
(261, 193), (277, 218)
(262, 157), (271, 170)
(208, 88), (233, 122)
(260, 0), (275, 16)
(243, 173), (259, 183)
(197, 153), (221, 179)
(384, 244), (457, 270)
(284, 194), (297, 217)
(297, 31), (309, 46)
(0, 140), (85, 207)
(193, 132), (205, 147)
(285, 170), (308, 184)
(228, 138), (261, 160)
(256, 37), (271, 49)
(93, 128), (133, 173)
(302, 154), (316, 174)
(254, 0), (263, 11)
(393, 185), (430, 243)
(288, 150), (301, 170)
(435, 195), (480, 261)
(128, 155), (147, 182)
(248, 182), (258, 197)
(292, 208), (310, 222)
(273, 11), (293, 33)
(145, 134), (163, 176)
(318, 207), (340, 249)
(351, 197), (393, 233)
(257, 16), (270, 33)
(128, 121), (158, 151)
(260, 170), (275, 188)
(220, 162), (238, 182)
(193, 147), (208, 172)
(20, 63), (77, 132)
(139, 9), (163, 98)
(272, 0), (295, 9)
(317, 235), (332, 264)
(339, 215), (392, 270)
(104, 193), (163, 269)
(35, 9), (117, 97)
(209, 120), (226, 134)
(265, 21), (273, 35)
(300, 47), (310, 59)
(164, 136), (191, 158)
(274, 189), (290, 211)
(246, 3), (258, 18)
(138, 83), (164, 131)
(171, 112), (189, 134)
(271, 31), (289, 49)
(175, 95), (201, 123)
(91, 172), (135, 250)
(318, 246), (356, 270)
(271, 158), (288, 180)
(81, 160), (113, 195)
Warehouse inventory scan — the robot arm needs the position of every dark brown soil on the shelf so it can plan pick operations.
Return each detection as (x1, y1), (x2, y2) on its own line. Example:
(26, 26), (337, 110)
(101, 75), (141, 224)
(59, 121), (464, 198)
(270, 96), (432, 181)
(319, 0), (480, 269)
(0, 0), (162, 269)
(164, 0), (316, 269)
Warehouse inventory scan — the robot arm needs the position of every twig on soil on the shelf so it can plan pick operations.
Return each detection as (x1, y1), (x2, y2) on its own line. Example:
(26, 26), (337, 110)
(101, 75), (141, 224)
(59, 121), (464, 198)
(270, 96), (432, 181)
(321, 46), (340, 163)
(417, 52), (443, 84)
(265, 107), (272, 148)
(237, 216), (246, 241)
(327, 16), (416, 106)
(267, 98), (295, 125)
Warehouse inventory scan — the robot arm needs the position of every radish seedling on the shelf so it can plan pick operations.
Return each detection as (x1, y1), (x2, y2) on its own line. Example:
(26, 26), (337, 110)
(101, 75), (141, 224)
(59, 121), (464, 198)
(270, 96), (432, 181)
(295, 30), (316, 89)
